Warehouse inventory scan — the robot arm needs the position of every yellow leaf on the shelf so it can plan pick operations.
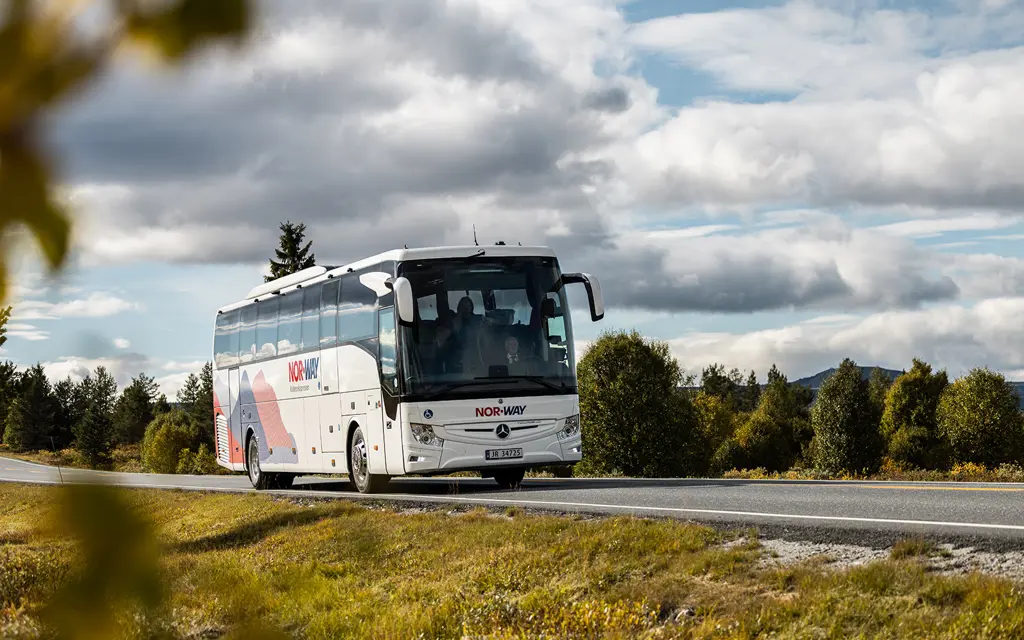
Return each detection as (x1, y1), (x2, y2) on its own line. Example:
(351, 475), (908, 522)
(123, 0), (252, 62)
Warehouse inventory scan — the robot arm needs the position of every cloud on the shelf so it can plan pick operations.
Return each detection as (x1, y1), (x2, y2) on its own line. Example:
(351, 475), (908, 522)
(575, 216), (959, 313)
(870, 212), (1021, 238)
(113, 338), (131, 349)
(668, 297), (1024, 382)
(14, 292), (141, 321)
(57, 0), (657, 270)
(624, 1), (1024, 213)
(4, 324), (50, 342)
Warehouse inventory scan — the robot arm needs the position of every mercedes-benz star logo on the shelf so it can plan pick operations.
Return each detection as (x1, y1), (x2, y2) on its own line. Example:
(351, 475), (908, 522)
(495, 424), (510, 439)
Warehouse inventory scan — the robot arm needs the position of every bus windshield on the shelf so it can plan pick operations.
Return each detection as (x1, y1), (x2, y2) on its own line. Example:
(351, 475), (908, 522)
(396, 255), (576, 398)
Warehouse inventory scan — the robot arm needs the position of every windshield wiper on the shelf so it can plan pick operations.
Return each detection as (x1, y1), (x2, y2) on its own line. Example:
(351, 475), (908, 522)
(475, 375), (567, 393)
(418, 378), (511, 402)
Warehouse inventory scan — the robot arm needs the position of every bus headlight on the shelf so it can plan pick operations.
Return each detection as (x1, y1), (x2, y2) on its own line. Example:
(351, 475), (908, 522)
(557, 414), (580, 441)
(410, 423), (444, 447)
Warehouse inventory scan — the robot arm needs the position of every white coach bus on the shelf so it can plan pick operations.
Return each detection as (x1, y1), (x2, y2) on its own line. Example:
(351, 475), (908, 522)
(211, 245), (604, 493)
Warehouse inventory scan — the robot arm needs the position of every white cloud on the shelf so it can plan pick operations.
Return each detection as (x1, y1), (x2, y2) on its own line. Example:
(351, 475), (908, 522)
(14, 292), (141, 321)
(113, 338), (131, 349)
(870, 212), (1020, 238)
(42, 355), (201, 397)
(4, 324), (50, 342)
(669, 297), (1024, 381)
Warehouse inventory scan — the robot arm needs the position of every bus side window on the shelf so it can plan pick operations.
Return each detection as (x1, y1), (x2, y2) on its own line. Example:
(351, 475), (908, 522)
(256, 297), (279, 359)
(238, 304), (257, 363)
(300, 285), (320, 351)
(378, 307), (398, 393)
(339, 276), (376, 341)
(214, 309), (240, 368)
(544, 293), (566, 344)
(277, 291), (302, 355)
(320, 280), (341, 348)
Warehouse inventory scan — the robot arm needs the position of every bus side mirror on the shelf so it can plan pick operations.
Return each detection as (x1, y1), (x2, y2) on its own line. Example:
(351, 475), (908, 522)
(392, 277), (415, 325)
(562, 272), (605, 322)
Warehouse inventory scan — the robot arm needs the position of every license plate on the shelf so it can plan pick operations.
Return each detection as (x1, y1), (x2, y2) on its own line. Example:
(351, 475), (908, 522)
(486, 448), (523, 460)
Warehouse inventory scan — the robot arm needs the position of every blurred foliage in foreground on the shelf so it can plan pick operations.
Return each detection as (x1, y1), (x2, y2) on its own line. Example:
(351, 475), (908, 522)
(2, 483), (1023, 638)
(0, 0), (254, 305)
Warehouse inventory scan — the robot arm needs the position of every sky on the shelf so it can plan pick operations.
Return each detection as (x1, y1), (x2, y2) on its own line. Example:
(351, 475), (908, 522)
(5, 0), (1024, 396)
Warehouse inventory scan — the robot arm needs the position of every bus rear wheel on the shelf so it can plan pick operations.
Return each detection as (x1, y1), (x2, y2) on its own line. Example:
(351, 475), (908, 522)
(494, 469), (525, 490)
(246, 434), (293, 490)
(349, 425), (390, 494)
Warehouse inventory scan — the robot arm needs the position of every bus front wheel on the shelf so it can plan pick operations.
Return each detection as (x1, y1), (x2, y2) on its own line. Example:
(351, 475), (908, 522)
(349, 425), (390, 494)
(494, 469), (525, 490)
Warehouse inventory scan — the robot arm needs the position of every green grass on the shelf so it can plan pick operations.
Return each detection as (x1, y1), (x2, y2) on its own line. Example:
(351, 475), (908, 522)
(0, 484), (1022, 638)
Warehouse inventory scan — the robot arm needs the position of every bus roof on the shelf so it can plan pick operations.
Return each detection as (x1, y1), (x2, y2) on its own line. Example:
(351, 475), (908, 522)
(218, 245), (557, 314)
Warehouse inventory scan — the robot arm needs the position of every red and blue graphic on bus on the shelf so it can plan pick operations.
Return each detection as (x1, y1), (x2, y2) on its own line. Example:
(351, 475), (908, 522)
(239, 369), (299, 465)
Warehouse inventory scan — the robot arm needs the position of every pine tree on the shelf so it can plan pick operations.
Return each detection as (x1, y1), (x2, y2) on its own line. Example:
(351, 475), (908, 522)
(153, 393), (171, 415)
(0, 360), (19, 435)
(0, 305), (10, 349)
(52, 377), (81, 449)
(767, 364), (786, 385)
(743, 370), (761, 412)
(75, 366), (117, 468)
(177, 373), (200, 409)
(194, 362), (214, 446)
(114, 373), (159, 444)
(265, 220), (315, 282)
(2, 364), (56, 451)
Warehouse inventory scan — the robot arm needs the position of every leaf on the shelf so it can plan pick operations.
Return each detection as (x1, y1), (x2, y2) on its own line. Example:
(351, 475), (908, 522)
(0, 128), (71, 278)
(123, 0), (252, 62)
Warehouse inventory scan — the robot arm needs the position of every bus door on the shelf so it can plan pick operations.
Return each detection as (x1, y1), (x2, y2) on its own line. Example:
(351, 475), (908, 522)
(377, 307), (405, 475)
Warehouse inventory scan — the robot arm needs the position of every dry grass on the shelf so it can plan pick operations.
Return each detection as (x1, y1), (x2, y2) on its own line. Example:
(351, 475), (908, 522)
(0, 484), (1022, 638)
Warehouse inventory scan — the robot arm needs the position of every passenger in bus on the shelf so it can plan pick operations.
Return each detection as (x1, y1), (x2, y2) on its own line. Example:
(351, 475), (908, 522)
(432, 317), (461, 374)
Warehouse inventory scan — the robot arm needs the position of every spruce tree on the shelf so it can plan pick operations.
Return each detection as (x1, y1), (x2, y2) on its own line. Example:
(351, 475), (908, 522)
(75, 366), (117, 468)
(743, 370), (761, 412)
(195, 362), (214, 446)
(265, 220), (315, 282)
(177, 373), (200, 409)
(52, 377), (81, 449)
(0, 360), (19, 435)
(0, 305), (10, 349)
(114, 373), (159, 444)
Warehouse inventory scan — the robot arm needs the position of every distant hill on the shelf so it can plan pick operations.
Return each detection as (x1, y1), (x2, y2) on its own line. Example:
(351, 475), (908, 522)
(791, 366), (902, 390)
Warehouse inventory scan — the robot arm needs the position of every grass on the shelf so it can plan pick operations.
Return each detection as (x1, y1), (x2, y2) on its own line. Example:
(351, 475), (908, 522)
(0, 444), (231, 475)
(720, 461), (1024, 483)
(0, 484), (1022, 638)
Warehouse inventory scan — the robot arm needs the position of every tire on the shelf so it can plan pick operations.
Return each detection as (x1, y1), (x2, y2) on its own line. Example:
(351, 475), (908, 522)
(494, 468), (525, 490)
(247, 434), (273, 490)
(349, 425), (390, 494)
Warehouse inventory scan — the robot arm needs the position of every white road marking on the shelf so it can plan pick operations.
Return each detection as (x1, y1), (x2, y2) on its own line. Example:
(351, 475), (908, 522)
(3, 475), (1023, 533)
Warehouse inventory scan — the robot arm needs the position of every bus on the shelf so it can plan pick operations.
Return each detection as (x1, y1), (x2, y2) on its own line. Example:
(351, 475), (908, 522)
(211, 245), (604, 493)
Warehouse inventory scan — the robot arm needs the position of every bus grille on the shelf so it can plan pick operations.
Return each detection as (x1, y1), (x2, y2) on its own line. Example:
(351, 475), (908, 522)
(216, 414), (230, 465)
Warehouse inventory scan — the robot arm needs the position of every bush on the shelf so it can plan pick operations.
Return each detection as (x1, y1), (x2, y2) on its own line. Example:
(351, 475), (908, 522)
(811, 358), (884, 474)
(733, 411), (793, 472)
(176, 444), (218, 475)
(578, 330), (703, 478)
(936, 367), (1024, 467)
(142, 410), (201, 474)
(879, 358), (948, 468)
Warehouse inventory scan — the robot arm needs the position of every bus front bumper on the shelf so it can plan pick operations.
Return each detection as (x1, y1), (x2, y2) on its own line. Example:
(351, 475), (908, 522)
(403, 433), (582, 475)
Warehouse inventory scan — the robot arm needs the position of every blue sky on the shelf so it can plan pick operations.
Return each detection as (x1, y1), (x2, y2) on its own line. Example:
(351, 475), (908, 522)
(5, 0), (1024, 394)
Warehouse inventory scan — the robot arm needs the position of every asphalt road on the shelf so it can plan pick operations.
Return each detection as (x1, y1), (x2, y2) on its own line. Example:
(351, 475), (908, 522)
(3, 455), (1024, 549)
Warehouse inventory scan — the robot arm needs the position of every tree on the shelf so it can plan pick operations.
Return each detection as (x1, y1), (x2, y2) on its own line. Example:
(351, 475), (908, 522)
(767, 364), (786, 385)
(879, 359), (948, 468)
(936, 368), (1024, 468)
(811, 358), (884, 474)
(52, 376), (85, 449)
(730, 376), (805, 472)
(75, 366), (118, 468)
(0, 360), (19, 434)
(577, 330), (702, 478)
(2, 364), (56, 451)
(0, 305), (10, 349)
(0, 1), (255, 306)
(692, 391), (734, 475)
(113, 373), (159, 444)
(265, 221), (316, 282)
(142, 409), (202, 474)
(195, 362), (214, 446)
(701, 363), (741, 409)
(743, 370), (761, 412)
(177, 373), (200, 409)
(868, 367), (893, 416)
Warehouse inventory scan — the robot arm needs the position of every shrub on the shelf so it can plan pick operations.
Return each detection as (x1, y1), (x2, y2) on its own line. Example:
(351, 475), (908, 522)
(733, 411), (793, 472)
(142, 410), (201, 474)
(578, 330), (702, 478)
(811, 358), (884, 474)
(879, 358), (949, 469)
(936, 367), (1024, 467)
(176, 444), (218, 475)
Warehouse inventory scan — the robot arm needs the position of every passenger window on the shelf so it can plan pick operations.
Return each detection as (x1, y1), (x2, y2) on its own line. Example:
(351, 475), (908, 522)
(277, 291), (302, 355)
(417, 294), (438, 321)
(256, 297), (279, 359)
(238, 305), (257, 363)
(300, 286), (320, 351)
(378, 307), (398, 393)
(320, 280), (340, 347)
(214, 309), (240, 368)
(544, 293), (566, 344)
(339, 276), (376, 341)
